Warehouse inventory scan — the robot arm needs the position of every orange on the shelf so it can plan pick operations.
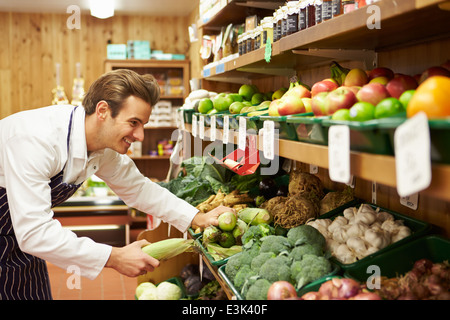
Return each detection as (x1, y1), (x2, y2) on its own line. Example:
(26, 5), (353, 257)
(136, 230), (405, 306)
(407, 76), (450, 118)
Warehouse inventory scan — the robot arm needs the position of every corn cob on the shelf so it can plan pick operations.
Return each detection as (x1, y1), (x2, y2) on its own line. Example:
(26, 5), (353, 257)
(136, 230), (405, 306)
(142, 238), (196, 261)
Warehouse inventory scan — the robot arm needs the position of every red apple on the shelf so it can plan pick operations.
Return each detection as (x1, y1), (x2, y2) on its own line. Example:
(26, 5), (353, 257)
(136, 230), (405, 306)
(325, 86), (358, 115)
(302, 97), (312, 113)
(311, 92), (329, 116)
(356, 83), (391, 106)
(368, 67), (395, 81)
(419, 66), (450, 83)
(311, 79), (339, 96)
(277, 95), (306, 116)
(344, 68), (368, 87)
(386, 74), (418, 98)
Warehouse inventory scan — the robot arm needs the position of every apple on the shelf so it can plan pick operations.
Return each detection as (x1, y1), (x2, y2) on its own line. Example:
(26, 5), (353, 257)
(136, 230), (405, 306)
(386, 74), (418, 98)
(369, 76), (389, 85)
(311, 92), (329, 116)
(356, 82), (391, 106)
(368, 67), (395, 81)
(268, 99), (281, 116)
(311, 79), (339, 96)
(344, 68), (368, 87)
(301, 97), (312, 113)
(419, 66), (450, 83)
(325, 86), (358, 115)
(284, 83), (311, 99)
(277, 95), (306, 116)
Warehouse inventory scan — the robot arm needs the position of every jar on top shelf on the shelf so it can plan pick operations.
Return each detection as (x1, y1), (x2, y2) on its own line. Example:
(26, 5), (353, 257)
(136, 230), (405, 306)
(286, 1), (300, 35)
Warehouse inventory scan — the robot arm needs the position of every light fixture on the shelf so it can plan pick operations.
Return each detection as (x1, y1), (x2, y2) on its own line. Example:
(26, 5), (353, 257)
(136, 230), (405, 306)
(90, 0), (115, 19)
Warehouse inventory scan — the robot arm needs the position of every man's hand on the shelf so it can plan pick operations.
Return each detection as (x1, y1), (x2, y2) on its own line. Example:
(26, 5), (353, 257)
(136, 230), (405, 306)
(105, 240), (160, 277)
(191, 205), (235, 229)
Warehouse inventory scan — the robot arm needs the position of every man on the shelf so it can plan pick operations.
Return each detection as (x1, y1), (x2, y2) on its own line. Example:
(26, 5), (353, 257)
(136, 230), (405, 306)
(0, 69), (231, 300)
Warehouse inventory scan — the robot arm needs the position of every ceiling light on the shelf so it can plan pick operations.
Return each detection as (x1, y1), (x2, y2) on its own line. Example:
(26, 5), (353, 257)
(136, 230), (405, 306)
(90, 0), (115, 19)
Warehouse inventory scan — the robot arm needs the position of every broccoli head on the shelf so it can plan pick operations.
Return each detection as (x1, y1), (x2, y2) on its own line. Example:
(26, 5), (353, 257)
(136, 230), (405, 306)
(241, 223), (275, 245)
(286, 224), (326, 249)
(259, 235), (292, 255)
(290, 254), (332, 289)
(259, 255), (292, 283)
(225, 252), (247, 283)
(245, 278), (272, 300)
(288, 243), (323, 262)
(250, 252), (276, 272)
(233, 264), (257, 293)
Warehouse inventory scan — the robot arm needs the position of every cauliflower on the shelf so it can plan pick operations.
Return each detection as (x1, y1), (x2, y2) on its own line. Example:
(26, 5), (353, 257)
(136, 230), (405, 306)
(259, 255), (292, 283)
(290, 254), (332, 289)
(288, 243), (323, 262)
(245, 278), (272, 300)
(241, 223), (275, 245)
(286, 224), (326, 249)
(259, 235), (292, 255)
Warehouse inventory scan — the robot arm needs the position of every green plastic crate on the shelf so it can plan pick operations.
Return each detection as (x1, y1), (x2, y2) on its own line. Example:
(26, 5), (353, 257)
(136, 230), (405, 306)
(286, 115), (331, 145)
(321, 118), (395, 155)
(344, 235), (450, 283)
(316, 203), (432, 271)
(258, 112), (313, 141)
(182, 108), (195, 124)
(194, 237), (240, 267)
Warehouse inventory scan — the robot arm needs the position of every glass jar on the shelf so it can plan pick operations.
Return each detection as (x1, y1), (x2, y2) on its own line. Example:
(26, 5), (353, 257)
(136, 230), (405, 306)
(342, 0), (356, 14)
(332, 0), (344, 17)
(322, 0), (333, 21)
(315, 0), (323, 25)
(242, 31), (248, 55)
(286, 1), (299, 35)
(247, 29), (255, 53)
(272, 10), (280, 42)
(281, 5), (288, 38)
(261, 16), (274, 45)
(298, 0), (308, 30)
(276, 9), (283, 41)
(254, 26), (262, 50)
(238, 34), (243, 55)
(307, 0), (316, 28)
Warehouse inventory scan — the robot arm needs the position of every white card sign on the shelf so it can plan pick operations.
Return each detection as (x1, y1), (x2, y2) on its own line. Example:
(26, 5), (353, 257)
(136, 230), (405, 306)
(328, 125), (351, 184)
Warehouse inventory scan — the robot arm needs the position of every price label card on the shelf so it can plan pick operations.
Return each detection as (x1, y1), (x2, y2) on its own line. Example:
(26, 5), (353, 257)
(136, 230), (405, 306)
(238, 117), (247, 150)
(199, 115), (205, 139)
(210, 115), (216, 141)
(328, 125), (351, 184)
(263, 120), (275, 160)
(192, 114), (197, 137)
(394, 112), (431, 197)
(400, 193), (419, 210)
(223, 116), (230, 144)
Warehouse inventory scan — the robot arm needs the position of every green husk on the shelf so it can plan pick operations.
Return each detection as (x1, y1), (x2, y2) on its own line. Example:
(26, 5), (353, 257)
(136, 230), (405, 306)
(142, 238), (196, 261)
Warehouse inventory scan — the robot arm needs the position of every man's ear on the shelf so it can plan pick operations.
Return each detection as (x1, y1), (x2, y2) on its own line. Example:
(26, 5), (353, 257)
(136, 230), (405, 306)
(96, 100), (109, 121)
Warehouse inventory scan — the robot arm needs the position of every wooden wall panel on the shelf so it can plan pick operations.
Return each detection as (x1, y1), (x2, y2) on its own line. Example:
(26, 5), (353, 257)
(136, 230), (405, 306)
(0, 11), (190, 119)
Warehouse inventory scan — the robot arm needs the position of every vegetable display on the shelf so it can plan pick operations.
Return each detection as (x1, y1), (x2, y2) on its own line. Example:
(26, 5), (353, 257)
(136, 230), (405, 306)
(307, 204), (412, 264)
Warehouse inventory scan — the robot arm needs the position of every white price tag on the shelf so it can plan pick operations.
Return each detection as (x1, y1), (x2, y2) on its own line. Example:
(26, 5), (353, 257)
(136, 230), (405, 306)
(223, 116), (230, 144)
(210, 115), (216, 141)
(328, 125), (351, 184)
(192, 114), (197, 137)
(199, 115), (205, 139)
(238, 117), (247, 150)
(400, 193), (419, 210)
(263, 120), (275, 160)
(394, 112), (431, 197)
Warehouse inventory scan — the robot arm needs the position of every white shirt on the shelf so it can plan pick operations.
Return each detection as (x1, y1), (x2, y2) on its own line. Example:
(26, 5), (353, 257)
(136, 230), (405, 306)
(0, 105), (198, 279)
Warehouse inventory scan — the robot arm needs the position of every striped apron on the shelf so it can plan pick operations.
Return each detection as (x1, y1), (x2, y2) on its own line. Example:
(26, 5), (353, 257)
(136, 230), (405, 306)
(0, 107), (83, 300)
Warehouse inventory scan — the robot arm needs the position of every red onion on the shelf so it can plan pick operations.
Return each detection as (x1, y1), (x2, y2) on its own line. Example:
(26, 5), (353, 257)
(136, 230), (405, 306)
(301, 292), (322, 300)
(349, 292), (382, 300)
(333, 278), (361, 299)
(413, 259), (433, 275)
(267, 281), (298, 300)
(318, 279), (339, 299)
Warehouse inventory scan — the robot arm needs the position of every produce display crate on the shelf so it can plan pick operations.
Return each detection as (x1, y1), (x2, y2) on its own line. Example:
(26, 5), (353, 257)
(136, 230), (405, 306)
(214, 111), (240, 130)
(236, 112), (268, 132)
(286, 115), (331, 145)
(182, 108), (195, 124)
(321, 118), (394, 155)
(378, 117), (450, 164)
(258, 112), (314, 141)
(316, 203), (432, 271)
(188, 227), (202, 239)
(344, 235), (450, 283)
(217, 261), (341, 300)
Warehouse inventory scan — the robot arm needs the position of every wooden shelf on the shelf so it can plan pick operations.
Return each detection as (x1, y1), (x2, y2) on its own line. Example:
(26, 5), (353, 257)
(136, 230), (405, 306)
(202, 0), (450, 80)
(184, 124), (450, 202)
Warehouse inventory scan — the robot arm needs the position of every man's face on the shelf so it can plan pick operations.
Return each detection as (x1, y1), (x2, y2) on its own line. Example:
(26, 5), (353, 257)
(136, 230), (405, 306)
(101, 95), (151, 154)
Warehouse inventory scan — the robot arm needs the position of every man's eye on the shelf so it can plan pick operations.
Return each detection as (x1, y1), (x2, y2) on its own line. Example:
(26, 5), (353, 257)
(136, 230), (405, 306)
(130, 121), (138, 127)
